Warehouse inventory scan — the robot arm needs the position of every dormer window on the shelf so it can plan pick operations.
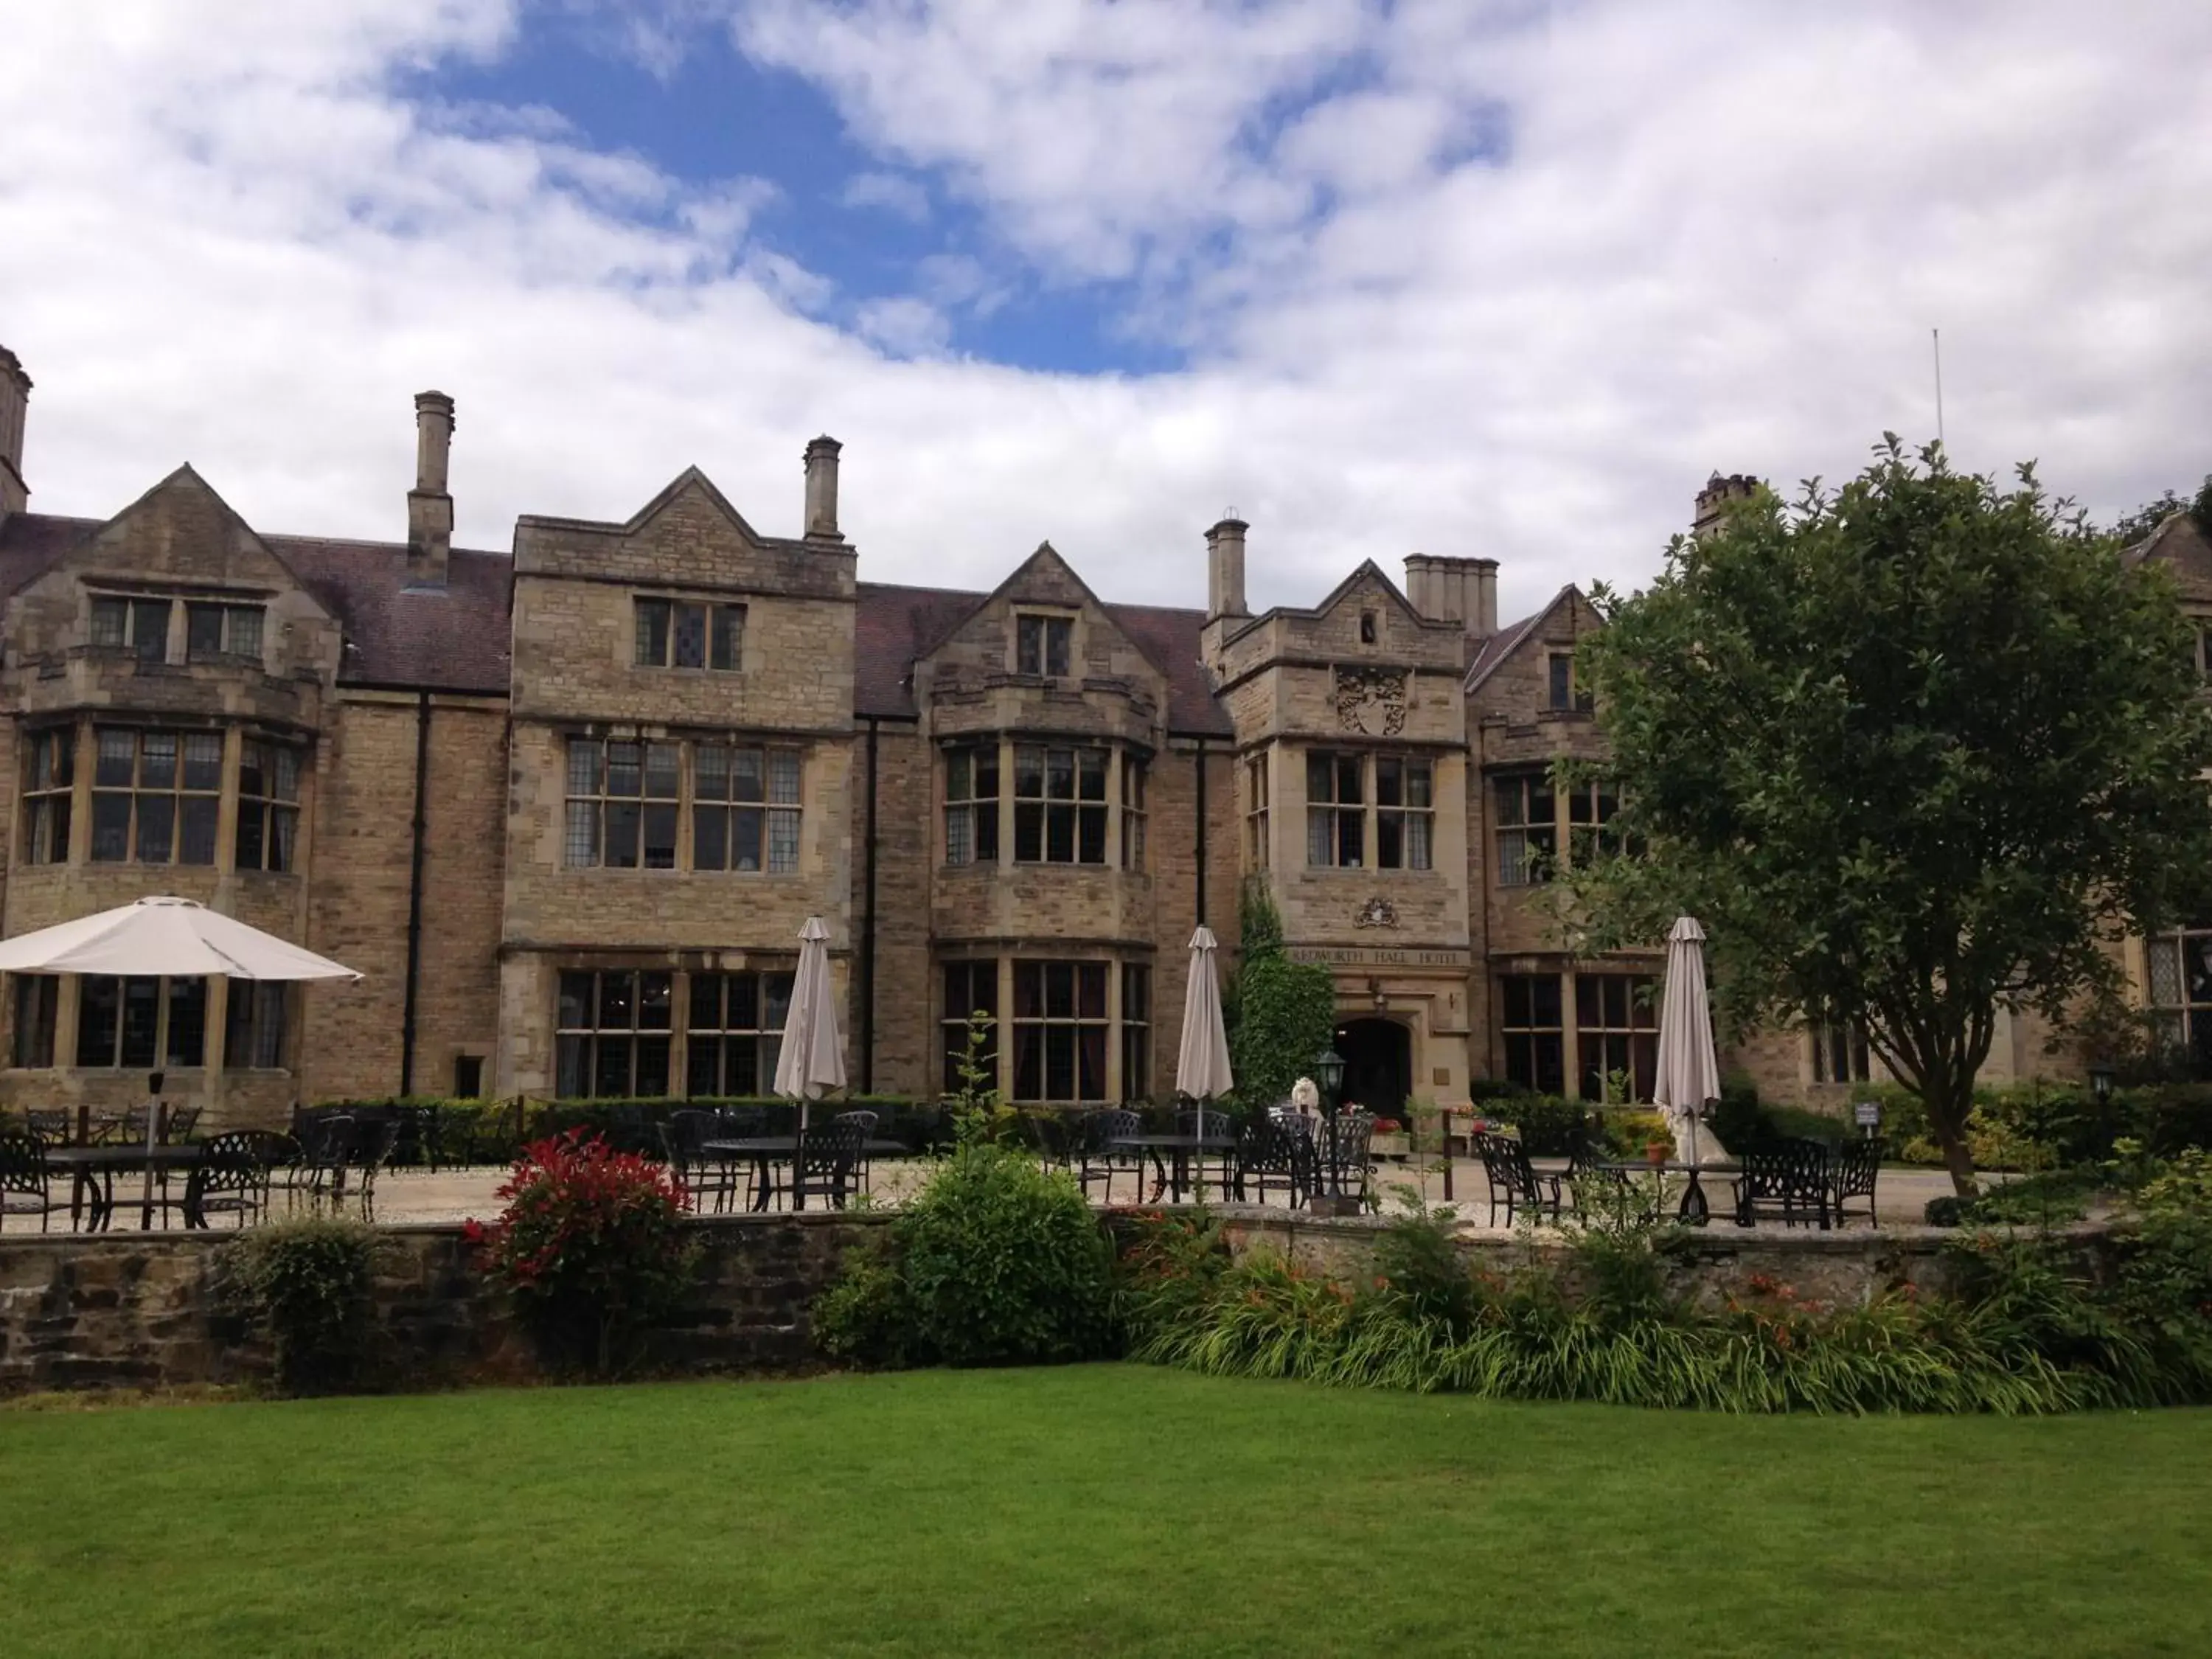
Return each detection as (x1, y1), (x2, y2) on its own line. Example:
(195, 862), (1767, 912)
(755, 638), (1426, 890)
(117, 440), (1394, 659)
(89, 595), (171, 664)
(186, 602), (265, 664)
(1017, 614), (1071, 678)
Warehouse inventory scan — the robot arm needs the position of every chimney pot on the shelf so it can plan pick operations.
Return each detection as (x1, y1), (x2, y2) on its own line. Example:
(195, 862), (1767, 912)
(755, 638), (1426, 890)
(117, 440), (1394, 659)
(1206, 516), (1249, 620)
(407, 389), (455, 587)
(804, 435), (844, 541)
(1402, 552), (1496, 641)
(0, 345), (31, 524)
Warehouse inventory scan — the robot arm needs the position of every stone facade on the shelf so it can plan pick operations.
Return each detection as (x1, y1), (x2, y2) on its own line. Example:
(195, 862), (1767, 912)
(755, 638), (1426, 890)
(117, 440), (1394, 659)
(0, 352), (2140, 1127)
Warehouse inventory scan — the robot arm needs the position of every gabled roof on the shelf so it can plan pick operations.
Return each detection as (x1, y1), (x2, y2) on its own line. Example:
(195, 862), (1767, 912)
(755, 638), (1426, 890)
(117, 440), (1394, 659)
(852, 579), (1231, 735)
(0, 509), (512, 694)
(1464, 584), (1587, 693)
(2126, 509), (2212, 575)
(515, 465), (815, 553)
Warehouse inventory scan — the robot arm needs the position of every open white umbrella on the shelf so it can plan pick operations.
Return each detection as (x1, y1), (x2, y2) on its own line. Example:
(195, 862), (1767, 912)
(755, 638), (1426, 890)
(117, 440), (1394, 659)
(1652, 915), (1725, 1169)
(772, 916), (846, 1136)
(0, 897), (360, 1227)
(1175, 925), (1234, 1138)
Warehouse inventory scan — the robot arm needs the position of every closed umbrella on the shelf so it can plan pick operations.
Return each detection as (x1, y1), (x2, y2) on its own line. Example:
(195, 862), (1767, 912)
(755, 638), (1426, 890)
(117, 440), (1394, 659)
(0, 896), (360, 1227)
(772, 916), (846, 1137)
(1175, 925), (1234, 1138)
(1652, 915), (1724, 1169)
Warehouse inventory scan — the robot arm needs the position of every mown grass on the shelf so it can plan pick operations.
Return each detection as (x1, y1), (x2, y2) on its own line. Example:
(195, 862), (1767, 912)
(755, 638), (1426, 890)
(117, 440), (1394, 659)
(3, 1367), (2208, 1658)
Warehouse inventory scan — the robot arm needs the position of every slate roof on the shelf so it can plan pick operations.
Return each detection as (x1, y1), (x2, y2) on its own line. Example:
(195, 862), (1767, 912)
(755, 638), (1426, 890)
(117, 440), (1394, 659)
(0, 512), (1231, 725)
(0, 511), (513, 694)
(853, 581), (1232, 735)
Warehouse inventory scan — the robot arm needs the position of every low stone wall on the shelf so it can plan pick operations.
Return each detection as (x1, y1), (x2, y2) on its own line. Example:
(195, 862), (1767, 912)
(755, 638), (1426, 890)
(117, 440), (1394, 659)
(0, 1212), (888, 1396)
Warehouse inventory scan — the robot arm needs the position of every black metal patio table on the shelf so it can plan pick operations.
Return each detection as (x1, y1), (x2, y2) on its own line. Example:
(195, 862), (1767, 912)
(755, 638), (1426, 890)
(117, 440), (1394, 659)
(41, 1144), (205, 1231)
(1105, 1133), (1237, 1205)
(1587, 1159), (1742, 1227)
(700, 1137), (908, 1211)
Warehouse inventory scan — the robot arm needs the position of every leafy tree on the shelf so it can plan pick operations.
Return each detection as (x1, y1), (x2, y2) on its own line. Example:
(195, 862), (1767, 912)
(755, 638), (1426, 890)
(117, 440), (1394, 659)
(1563, 437), (2212, 1194)
(1226, 879), (1338, 1110)
(2108, 475), (2212, 548)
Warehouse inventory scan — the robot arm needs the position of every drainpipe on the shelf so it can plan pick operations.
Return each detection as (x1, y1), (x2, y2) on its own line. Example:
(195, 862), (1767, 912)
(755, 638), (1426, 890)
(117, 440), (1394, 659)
(860, 717), (880, 1092)
(1194, 738), (1208, 928)
(400, 690), (431, 1096)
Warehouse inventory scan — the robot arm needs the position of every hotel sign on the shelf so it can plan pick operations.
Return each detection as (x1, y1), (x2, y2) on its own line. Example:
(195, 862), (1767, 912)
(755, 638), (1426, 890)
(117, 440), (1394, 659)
(1288, 946), (1471, 970)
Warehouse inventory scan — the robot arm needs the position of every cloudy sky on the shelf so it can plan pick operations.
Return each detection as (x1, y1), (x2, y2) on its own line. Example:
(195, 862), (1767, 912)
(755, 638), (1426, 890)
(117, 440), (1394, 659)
(3, 1), (2206, 622)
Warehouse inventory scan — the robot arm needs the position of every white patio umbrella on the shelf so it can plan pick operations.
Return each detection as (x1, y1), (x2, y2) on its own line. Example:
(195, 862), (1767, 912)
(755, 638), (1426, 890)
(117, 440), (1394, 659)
(1174, 925), (1235, 1138)
(1652, 915), (1725, 1169)
(0, 896), (360, 1225)
(772, 916), (846, 1136)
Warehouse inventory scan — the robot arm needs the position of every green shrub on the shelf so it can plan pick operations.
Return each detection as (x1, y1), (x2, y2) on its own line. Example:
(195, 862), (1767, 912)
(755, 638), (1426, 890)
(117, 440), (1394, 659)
(226, 1218), (381, 1395)
(815, 1143), (1116, 1368)
(1226, 881), (1338, 1110)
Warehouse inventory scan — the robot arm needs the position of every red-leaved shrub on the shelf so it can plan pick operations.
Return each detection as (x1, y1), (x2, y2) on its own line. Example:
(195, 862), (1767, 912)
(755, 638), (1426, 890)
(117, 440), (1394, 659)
(465, 1130), (697, 1373)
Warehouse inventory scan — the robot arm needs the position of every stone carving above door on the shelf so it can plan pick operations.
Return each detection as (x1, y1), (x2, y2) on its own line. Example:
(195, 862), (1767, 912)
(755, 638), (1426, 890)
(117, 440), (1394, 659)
(1355, 896), (1400, 929)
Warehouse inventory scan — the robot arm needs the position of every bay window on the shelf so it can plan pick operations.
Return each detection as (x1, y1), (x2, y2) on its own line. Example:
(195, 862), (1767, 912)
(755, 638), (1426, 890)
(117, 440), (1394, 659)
(1012, 959), (1109, 1104)
(1308, 752), (1434, 869)
(23, 728), (72, 865)
(91, 728), (223, 866)
(944, 743), (1000, 866)
(1013, 745), (1107, 864)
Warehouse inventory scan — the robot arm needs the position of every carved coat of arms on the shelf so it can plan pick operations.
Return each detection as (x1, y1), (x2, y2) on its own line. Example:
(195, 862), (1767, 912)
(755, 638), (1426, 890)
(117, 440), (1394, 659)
(1334, 667), (1408, 736)
(1356, 897), (1399, 929)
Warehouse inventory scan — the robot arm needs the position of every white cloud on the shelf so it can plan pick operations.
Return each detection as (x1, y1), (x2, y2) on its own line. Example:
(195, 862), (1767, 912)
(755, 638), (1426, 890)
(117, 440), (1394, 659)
(0, 0), (2208, 636)
(840, 170), (931, 223)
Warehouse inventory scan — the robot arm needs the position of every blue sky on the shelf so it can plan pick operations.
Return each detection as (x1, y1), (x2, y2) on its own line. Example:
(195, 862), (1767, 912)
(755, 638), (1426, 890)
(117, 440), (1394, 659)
(3, 1), (2208, 611)
(415, 10), (1191, 374)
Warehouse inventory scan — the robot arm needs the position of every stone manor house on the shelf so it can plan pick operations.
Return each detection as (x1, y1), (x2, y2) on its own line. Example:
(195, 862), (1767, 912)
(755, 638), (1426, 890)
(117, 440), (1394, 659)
(0, 344), (2188, 1129)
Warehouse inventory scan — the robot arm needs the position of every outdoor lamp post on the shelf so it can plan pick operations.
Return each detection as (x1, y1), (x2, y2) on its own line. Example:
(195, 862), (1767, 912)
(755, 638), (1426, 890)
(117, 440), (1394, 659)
(2089, 1065), (2115, 1105)
(1310, 1045), (1355, 1217)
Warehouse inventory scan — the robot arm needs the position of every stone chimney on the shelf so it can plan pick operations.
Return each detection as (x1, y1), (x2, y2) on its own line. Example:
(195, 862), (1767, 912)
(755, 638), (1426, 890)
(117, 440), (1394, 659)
(1692, 472), (1759, 539)
(406, 390), (455, 588)
(0, 346), (30, 524)
(1402, 554), (1498, 641)
(1206, 516), (1249, 620)
(803, 436), (843, 541)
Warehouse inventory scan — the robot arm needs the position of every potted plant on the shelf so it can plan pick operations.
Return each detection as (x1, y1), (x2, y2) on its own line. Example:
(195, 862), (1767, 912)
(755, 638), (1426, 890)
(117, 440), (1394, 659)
(1644, 1135), (1672, 1167)
(1369, 1117), (1410, 1159)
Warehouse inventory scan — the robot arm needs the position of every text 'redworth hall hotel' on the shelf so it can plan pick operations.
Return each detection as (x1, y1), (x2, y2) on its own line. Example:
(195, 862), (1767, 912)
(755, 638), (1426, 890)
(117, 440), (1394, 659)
(0, 344), (2204, 1130)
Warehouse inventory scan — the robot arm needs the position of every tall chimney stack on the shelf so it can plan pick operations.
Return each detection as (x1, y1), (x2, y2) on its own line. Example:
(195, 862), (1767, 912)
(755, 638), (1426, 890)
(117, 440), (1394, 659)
(803, 436), (843, 541)
(0, 346), (30, 524)
(407, 390), (455, 588)
(1206, 516), (1249, 620)
(1402, 553), (1497, 641)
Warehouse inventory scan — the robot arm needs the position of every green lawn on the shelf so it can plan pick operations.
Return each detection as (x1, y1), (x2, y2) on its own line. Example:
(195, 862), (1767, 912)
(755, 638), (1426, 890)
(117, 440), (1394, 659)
(3, 1370), (2208, 1658)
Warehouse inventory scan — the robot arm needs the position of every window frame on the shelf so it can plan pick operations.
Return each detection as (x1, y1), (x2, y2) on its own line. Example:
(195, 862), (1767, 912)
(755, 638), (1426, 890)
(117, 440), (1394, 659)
(693, 742), (803, 874)
(1492, 771), (1557, 887)
(1119, 754), (1147, 872)
(1500, 973), (1565, 1095)
(633, 597), (745, 672)
(73, 974), (212, 1070)
(564, 737), (682, 871)
(1120, 961), (1150, 1102)
(1547, 650), (1594, 713)
(1809, 1018), (1873, 1085)
(1015, 613), (1073, 678)
(1245, 751), (1270, 871)
(89, 727), (224, 867)
(234, 739), (303, 873)
(555, 969), (673, 1098)
(1574, 973), (1658, 1102)
(1009, 959), (1110, 1105)
(943, 742), (1001, 868)
(185, 602), (265, 665)
(89, 594), (173, 664)
(1012, 743), (1109, 866)
(940, 959), (1000, 1096)
(686, 970), (793, 1096)
(22, 727), (73, 866)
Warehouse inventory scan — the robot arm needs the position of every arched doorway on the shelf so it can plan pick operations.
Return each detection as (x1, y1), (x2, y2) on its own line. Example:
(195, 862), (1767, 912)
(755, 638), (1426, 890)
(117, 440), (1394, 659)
(1335, 1018), (1412, 1119)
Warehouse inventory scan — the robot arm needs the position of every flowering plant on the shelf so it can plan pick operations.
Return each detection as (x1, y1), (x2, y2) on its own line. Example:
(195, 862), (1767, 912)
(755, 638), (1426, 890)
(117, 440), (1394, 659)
(465, 1130), (698, 1373)
(1371, 1118), (1403, 1135)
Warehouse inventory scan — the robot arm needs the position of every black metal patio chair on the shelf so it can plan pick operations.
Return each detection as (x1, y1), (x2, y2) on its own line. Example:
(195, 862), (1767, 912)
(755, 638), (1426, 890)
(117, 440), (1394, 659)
(1314, 1109), (1377, 1207)
(1173, 1108), (1236, 1203)
(1472, 1131), (1562, 1228)
(1233, 1114), (1311, 1208)
(0, 1130), (66, 1234)
(1731, 1137), (1833, 1230)
(787, 1119), (868, 1211)
(183, 1130), (285, 1230)
(1077, 1110), (1144, 1206)
(661, 1108), (738, 1214)
(1829, 1137), (1883, 1228)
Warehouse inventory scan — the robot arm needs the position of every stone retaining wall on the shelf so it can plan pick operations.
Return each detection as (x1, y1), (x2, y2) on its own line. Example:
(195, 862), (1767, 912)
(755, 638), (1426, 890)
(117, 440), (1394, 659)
(0, 1210), (2120, 1396)
(0, 1213), (889, 1395)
